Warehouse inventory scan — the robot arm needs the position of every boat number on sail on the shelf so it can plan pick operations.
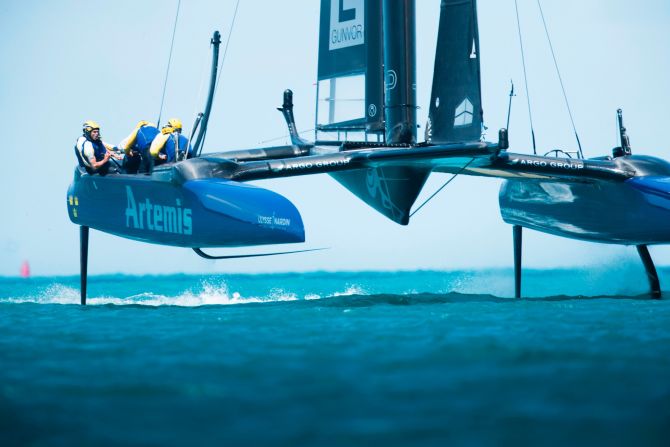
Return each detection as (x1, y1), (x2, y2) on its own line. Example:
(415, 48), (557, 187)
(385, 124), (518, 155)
(125, 186), (192, 235)
(330, 0), (365, 51)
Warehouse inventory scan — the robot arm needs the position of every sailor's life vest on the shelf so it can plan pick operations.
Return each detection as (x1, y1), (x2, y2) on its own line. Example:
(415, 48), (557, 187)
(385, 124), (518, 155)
(119, 121), (160, 153)
(74, 135), (111, 175)
(135, 125), (160, 152)
(116, 122), (160, 174)
(150, 131), (193, 163)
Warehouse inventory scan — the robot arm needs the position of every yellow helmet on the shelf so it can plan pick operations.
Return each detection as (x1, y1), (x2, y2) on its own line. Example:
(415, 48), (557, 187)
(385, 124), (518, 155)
(83, 120), (100, 134)
(167, 118), (182, 131)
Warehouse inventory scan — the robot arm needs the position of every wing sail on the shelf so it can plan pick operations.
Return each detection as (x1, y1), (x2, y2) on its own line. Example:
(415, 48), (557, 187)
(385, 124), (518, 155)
(427, 0), (483, 144)
(317, 0), (385, 137)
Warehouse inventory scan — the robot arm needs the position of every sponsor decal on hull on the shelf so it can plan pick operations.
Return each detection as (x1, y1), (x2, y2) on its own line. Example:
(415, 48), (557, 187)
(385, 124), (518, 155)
(277, 157), (351, 172)
(257, 213), (292, 228)
(125, 186), (193, 235)
(510, 157), (585, 170)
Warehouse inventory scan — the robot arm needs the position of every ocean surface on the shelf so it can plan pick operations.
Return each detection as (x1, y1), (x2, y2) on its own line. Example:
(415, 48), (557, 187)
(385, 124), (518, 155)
(1, 268), (669, 446)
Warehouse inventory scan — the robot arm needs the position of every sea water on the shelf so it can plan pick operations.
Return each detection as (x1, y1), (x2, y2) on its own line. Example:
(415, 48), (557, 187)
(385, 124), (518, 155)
(1, 269), (669, 446)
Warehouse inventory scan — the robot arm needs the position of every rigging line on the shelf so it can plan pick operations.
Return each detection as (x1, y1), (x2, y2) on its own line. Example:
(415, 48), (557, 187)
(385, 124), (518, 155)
(192, 43), (212, 121)
(409, 158), (475, 219)
(514, 0), (537, 155)
(157, 0), (182, 128)
(536, 0), (584, 158)
(214, 0), (241, 97)
(199, 0), (241, 154)
(259, 128), (316, 145)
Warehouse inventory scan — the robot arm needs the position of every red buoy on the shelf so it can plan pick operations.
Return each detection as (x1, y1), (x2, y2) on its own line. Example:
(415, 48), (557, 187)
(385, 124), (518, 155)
(20, 260), (30, 278)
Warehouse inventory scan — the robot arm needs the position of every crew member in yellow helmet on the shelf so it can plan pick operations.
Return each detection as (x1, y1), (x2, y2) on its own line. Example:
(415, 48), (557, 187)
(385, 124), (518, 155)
(74, 121), (122, 175)
(149, 118), (193, 165)
(118, 120), (159, 174)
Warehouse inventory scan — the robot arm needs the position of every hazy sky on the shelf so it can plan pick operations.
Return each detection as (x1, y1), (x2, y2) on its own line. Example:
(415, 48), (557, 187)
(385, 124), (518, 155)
(1, 0), (669, 278)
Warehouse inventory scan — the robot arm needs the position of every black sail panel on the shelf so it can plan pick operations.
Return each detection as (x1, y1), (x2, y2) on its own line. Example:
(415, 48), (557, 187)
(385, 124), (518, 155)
(318, 0), (367, 79)
(365, 0), (384, 133)
(317, 0), (384, 134)
(427, 0), (482, 144)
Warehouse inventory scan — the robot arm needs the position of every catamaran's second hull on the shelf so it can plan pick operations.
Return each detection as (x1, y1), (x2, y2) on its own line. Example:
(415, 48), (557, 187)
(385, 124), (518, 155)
(499, 176), (670, 245)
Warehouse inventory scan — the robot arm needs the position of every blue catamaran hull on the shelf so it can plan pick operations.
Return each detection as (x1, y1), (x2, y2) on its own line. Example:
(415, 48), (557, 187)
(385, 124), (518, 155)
(66, 170), (304, 248)
(500, 175), (670, 246)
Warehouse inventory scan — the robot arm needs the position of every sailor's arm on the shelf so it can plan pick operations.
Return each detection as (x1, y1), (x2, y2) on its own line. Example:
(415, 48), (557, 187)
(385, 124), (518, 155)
(88, 152), (110, 169)
(83, 141), (111, 169)
(103, 141), (123, 160)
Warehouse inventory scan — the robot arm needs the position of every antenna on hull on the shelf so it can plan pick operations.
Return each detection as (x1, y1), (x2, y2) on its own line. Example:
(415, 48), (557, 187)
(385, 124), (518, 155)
(617, 108), (632, 156)
(506, 80), (515, 131)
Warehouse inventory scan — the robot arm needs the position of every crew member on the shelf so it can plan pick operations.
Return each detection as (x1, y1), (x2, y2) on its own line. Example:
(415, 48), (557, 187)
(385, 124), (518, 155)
(149, 118), (193, 165)
(118, 120), (160, 174)
(75, 120), (121, 175)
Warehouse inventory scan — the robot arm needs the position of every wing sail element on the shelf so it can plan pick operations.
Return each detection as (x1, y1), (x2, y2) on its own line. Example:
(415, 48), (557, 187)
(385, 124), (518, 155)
(317, 0), (385, 136)
(427, 0), (483, 144)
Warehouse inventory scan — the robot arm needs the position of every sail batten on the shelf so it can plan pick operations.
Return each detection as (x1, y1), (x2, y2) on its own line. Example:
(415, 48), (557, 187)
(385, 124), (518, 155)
(427, 0), (483, 144)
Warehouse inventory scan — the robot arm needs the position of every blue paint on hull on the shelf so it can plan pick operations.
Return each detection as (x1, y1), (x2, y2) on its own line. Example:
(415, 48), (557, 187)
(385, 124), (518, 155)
(66, 171), (304, 248)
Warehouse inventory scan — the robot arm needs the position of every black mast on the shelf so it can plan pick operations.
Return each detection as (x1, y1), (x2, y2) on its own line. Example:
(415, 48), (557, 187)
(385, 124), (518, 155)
(193, 31), (221, 157)
(382, 0), (417, 144)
